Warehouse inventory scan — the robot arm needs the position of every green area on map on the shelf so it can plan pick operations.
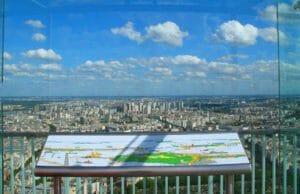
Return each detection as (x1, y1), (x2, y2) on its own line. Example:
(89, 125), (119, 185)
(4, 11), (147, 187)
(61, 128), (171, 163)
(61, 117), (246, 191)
(113, 152), (245, 165)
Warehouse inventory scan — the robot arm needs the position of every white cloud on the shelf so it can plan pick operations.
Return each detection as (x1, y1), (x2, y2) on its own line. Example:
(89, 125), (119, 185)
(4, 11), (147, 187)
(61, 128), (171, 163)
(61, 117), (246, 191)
(85, 76), (96, 81)
(100, 70), (135, 81)
(281, 62), (300, 73)
(259, 3), (297, 22)
(3, 51), (12, 60)
(14, 72), (32, 77)
(145, 78), (162, 83)
(206, 61), (256, 81)
(241, 74), (251, 80)
(219, 73), (252, 81)
(218, 54), (248, 62)
(4, 64), (19, 73)
(259, 5), (277, 22)
(258, 27), (288, 43)
(35, 73), (67, 79)
(258, 27), (287, 43)
(213, 20), (258, 46)
(5, 63), (62, 73)
(32, 33), (47, 42)
(40, 63), (63, 71)
(19, 63), (35, 71)
(252, 60), (277, 73)
(185, 71), (206, 78)
(279, 31), (288, 43)
(250, 27), (288, 44)
(150, 67), (172, 76)
(22, 49), (62, 61)
(127, 55), (206, 68)
(145, 21), (188, 47)
(171, 55), (206, 65)
(112, 21), (188, 47)
(77, 59), (134, 74)
(214, 20), (287, 46)
(241, 60), (278, 81)
(25, 19), (45, 28)
(111, 22), (143, 44)
(258, 27), (278, 42)
(209, 61), (242, 75)
(220, 76), (238, 81)
(4, 62), (66, 80)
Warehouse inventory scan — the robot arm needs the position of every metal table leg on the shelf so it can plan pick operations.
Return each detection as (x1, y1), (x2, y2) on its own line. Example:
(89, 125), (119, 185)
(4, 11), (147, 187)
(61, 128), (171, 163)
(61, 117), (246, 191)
(226, 174), (234, 194)
(53, 177), (62, 194)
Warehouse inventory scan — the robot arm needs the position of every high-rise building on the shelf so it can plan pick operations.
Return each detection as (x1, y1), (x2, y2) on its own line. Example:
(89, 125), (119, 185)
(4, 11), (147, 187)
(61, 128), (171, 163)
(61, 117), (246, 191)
(34, 104), (40, 113)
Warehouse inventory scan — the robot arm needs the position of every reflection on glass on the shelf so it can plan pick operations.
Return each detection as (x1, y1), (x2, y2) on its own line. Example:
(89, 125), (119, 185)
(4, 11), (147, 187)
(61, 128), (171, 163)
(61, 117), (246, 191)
(2, 1), (300, 194)
(2, 0), (280, 133)
(278, 0), (300, 130)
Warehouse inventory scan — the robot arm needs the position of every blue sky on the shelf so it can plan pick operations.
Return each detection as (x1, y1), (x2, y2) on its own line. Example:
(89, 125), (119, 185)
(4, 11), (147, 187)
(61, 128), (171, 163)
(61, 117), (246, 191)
(1, 0), (299, 96)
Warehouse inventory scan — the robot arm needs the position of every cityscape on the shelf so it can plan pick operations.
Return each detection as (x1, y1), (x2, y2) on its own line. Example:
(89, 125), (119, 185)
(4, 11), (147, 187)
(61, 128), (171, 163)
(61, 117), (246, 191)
(1, 95), (299, 193)
(2, 95), (285, 134)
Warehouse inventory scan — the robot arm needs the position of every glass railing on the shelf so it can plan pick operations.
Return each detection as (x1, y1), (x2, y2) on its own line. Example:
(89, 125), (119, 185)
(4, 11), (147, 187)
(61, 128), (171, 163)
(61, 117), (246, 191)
(2, 130), (299, 194)
(1, 0), (300, 193)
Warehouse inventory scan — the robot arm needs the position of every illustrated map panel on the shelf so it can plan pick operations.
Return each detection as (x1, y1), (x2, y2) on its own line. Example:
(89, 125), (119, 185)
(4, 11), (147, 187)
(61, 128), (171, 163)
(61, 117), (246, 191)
(37, 133), (250, 167)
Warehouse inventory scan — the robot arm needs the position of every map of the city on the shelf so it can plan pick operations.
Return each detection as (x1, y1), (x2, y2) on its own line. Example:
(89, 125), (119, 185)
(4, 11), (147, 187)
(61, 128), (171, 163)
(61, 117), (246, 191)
(37, 133), (249, 167)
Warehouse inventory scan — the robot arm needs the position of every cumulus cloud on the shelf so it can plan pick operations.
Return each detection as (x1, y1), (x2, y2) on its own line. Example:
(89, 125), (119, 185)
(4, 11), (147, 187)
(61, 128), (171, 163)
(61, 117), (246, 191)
(213, 20), (258, 46)
(77, 59), (134, 73)
(218, 54), (248, 62)
(259, 5), (277, 22)
(4, 64), (19, 73)
(282, 62), (300, 70)
(111, 22), (143, 44)
(5, 63), (63, 73)
(209, 62), (242, 75)
(185, 71), (206, 78)
(3, 51), (12, 60)
(19, 63), (35, 71)
(259, 27), (288, 43)
(258, 27), (278, 42)
(32, 33), (47, 42)
(207, 61), (255, 81)
(248, 60), (278, 78)
(4, 62), (66, 80)
(145, 21), (188, 46)
(214, 20), (287, 46)
(100, 70), (135, 81)
(40, 63), (63, 71)
(111, 21), (188, 47)
(171, 55), (206, 65)
(127, 55), (206, 68)
(22, 49), (62, 61)
(4, 52), (280, 90)
(150, 67), (172, 76)
(241, 74), (252, 80)
(25, 19), (45, 28)
(35, 73), (67, 79)
(259, 3), (300, 24)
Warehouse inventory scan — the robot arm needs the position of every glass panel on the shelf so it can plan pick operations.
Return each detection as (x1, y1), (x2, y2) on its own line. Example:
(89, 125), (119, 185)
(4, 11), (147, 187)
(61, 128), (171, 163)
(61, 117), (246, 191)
(2, 0), (279, 132)
(278, 0), (300, 129)
(1, 0), (292, 194)
(278, 1), (300, 194)
(1, 0), (4, 192)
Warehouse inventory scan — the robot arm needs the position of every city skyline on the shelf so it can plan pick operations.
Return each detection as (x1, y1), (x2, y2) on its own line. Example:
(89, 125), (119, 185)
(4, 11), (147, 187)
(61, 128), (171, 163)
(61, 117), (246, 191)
(1, 0), (299, 96)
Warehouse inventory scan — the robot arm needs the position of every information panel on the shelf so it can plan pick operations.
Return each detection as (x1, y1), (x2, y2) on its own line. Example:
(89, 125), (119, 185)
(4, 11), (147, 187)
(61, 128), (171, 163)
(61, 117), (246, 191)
(37, 133), (249, 167)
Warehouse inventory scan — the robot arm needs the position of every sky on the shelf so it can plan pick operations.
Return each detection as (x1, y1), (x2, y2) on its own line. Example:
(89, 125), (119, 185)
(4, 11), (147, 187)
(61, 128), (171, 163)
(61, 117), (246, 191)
(1, 0), (300, 96)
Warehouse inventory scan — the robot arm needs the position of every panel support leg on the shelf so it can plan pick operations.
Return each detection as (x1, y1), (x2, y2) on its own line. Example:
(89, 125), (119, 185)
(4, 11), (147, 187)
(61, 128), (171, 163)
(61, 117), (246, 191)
(53, 177), (62, 194)
(226, 174), (234, 194)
